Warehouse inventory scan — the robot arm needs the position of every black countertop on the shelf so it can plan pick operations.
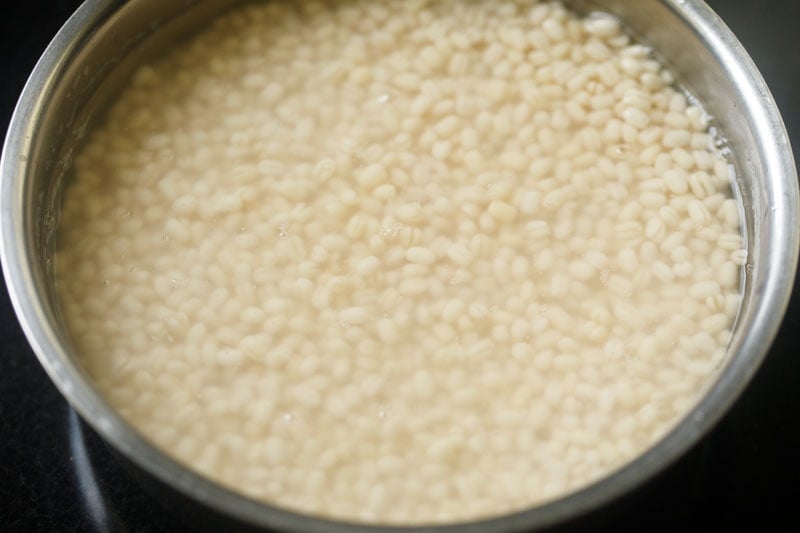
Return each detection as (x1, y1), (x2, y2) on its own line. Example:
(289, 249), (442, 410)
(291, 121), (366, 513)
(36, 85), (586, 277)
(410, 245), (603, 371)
(2, 1), (798, 531)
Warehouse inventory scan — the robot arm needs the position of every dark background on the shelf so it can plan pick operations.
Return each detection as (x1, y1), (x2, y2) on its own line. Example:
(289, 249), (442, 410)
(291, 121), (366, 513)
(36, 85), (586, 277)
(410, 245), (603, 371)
(1, 1), (798, 532)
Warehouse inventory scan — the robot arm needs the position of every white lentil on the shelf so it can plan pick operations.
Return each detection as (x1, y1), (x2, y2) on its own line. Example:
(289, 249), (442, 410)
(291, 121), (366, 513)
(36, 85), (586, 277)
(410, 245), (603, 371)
(689, 280), (722, 300)
(568, 260), (595, 281)
(731, 248), (748, 266)
(358, 164), (388, 189)
(406, 246), (436, 265)
(356, 256), (381, 277)
(652, 261), (675, 282)
(622, 107), (650, 129)
(663, 168), (689, 195)
(645, 218), (666, 242)
(688, 200), (710, 225)
(396, 202), (422, 223)
(617, 248), (639, 273)
(487, 200), (518, 223)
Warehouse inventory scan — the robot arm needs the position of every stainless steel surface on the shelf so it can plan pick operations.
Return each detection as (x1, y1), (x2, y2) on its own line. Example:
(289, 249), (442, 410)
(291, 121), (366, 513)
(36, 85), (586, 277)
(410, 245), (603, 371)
(1, 0), (797, 531)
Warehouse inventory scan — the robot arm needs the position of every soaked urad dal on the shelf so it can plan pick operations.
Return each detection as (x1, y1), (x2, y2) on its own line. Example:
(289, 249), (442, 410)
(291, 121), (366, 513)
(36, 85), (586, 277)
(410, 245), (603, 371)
(55, 0), (746, 524)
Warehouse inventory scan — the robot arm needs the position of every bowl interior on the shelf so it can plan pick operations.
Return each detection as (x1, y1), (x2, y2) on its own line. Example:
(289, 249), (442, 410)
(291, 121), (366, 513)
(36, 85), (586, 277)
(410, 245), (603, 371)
(2, 0), (797, 530)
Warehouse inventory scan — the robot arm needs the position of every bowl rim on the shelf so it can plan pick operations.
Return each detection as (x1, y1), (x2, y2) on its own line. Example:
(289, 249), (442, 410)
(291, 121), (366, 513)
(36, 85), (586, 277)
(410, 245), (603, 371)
(2, 0), (798, 531)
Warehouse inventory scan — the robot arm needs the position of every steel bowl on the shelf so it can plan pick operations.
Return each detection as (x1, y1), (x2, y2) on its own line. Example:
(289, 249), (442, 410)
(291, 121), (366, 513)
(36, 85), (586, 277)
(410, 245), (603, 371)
(1, 0), (797, 531)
